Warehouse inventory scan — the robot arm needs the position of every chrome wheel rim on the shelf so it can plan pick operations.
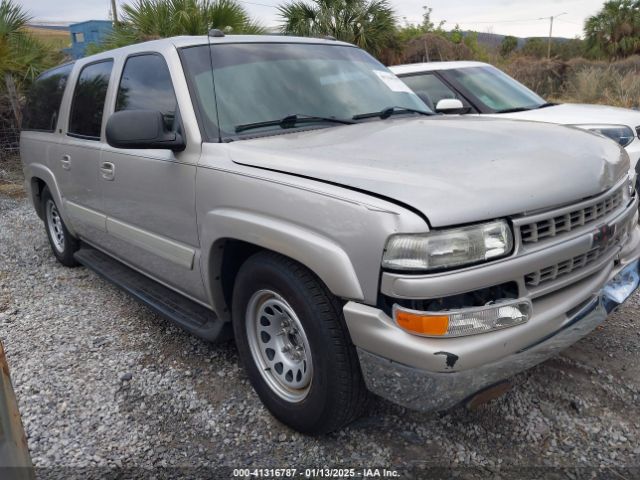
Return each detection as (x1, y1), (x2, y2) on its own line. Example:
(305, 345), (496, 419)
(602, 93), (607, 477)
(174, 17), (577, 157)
(45, 199), (65, 253)
(245, 290), (313, 403)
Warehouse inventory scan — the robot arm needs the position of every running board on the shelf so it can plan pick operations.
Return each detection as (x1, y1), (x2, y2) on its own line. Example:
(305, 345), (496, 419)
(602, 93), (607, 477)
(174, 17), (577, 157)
(74, 247), (231, 342)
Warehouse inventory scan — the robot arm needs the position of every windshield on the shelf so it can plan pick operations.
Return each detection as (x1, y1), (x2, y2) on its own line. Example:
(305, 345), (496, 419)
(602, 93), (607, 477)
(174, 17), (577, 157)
(443, 65), (546, 113)
(180, 42), (427, 139)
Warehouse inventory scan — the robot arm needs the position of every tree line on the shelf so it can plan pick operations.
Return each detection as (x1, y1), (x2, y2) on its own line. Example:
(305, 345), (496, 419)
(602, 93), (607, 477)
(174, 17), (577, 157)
(2, 0), (640, 126)
(91, 0), (640, 60)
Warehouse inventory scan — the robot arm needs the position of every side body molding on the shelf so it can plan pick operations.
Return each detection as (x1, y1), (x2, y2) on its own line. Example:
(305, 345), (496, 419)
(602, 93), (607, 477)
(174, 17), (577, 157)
(66, 201), (107, 231)
(201, 208), (365, 304)
(106, 217), (195, 270)
(60, 202), (196, 271)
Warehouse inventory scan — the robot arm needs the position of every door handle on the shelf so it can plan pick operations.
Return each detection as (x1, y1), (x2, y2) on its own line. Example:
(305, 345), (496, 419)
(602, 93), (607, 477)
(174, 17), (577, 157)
(100, 162), (115, 181)
(61, 155), (71, 170)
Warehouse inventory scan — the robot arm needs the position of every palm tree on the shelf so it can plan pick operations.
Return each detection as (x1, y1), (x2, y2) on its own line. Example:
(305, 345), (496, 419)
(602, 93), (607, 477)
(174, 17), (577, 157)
(585, 0), (640, 59)
(278, 0), (397, 57)
(96, 0), (264, 52)
(0, 0), (60, 124)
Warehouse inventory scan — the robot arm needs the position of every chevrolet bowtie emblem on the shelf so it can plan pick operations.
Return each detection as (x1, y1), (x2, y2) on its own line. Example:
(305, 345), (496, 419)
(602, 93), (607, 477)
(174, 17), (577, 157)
(592, 223), (616, 249)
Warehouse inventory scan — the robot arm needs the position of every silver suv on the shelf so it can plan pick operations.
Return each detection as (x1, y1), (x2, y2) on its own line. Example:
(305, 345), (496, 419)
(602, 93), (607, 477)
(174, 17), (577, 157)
(19, 34), (640, 434)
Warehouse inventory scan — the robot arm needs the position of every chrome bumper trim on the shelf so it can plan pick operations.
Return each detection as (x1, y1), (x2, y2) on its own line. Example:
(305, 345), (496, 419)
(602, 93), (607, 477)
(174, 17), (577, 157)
(357, 259), (640, 412)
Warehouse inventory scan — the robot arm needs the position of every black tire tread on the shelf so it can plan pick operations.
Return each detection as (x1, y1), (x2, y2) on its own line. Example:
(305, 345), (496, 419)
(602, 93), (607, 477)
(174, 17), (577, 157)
(234, 251), (368, 434)
(271, 252), (368, 432)
(41, 186), (80, 267)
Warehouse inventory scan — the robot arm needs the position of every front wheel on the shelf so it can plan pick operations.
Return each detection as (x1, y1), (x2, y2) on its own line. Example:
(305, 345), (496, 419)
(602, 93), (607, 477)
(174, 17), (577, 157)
(42, 187), (79, 267)
(232, 251), (367, 434)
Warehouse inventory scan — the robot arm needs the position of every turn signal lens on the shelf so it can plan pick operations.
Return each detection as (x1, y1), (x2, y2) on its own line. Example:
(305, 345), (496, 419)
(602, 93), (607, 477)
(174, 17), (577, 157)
(395, 310), (449, 336)
(393, 299), (532, 338)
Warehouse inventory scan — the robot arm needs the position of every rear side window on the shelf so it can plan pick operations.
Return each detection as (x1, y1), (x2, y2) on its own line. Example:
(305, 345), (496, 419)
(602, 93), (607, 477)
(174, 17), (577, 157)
(116, 54), (177, 130)
(68, 60), (113, 140)
(22, 63), (73, 132)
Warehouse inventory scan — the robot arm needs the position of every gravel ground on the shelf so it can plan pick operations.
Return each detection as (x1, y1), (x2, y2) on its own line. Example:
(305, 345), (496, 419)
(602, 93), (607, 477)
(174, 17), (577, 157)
(1, 162), (639, 478)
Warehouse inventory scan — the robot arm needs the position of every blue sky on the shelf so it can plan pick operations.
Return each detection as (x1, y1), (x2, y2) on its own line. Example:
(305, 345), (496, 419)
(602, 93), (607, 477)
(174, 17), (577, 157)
(22, 0), (606, 38)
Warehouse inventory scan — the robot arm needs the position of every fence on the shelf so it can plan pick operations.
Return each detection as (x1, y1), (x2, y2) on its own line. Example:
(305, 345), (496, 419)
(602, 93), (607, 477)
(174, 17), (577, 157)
(0, 91), (20, 163)
(0, 126), (20, 162)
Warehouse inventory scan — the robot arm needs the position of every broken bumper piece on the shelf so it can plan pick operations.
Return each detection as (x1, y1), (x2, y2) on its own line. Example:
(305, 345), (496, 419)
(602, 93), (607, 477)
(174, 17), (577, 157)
(344, 259), (640, 412)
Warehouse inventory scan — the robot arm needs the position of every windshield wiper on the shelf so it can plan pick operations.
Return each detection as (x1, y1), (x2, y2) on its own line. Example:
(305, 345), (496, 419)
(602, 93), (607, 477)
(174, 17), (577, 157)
(235, 114), (355, 133)
(494, 106), (533, 114)
(496, 102), (556, 114)
(352, 106), (434, 120)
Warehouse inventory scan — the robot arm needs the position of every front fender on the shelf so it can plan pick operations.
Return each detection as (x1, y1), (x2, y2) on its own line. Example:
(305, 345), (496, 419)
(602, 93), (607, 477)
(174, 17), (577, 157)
(201, 208), (365, 306)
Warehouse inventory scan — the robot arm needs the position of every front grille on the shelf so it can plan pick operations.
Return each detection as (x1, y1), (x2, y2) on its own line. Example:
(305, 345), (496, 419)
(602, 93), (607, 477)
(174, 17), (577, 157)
(525, 212), (633, 287)
(525, 246), (609, 287)
(520, 187), (624, 244)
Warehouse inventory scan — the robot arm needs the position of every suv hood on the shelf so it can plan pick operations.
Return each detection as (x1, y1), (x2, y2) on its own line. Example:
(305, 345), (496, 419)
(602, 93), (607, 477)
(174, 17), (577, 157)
(227, 116), (628, 227)
(494, 103), (640, 131)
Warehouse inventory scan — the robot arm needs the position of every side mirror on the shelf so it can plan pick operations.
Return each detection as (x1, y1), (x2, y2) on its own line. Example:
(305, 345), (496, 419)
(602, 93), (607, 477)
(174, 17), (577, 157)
(435, 98), (469, 115)
(106, 110), (185, 151)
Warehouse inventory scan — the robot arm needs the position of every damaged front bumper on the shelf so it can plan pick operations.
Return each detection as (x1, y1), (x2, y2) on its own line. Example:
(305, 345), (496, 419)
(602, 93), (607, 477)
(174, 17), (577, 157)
(344, 256), (640, 412)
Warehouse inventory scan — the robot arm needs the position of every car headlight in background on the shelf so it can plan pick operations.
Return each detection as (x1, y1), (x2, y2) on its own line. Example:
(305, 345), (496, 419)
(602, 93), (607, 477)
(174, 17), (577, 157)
(573, 124), (636, 148)
(628, 169), (637, 197)
(382, 220), (513, 271)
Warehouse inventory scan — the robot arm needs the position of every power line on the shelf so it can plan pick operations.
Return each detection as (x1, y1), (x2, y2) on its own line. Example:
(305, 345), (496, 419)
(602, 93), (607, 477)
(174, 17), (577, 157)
(539, 12), (567, 58)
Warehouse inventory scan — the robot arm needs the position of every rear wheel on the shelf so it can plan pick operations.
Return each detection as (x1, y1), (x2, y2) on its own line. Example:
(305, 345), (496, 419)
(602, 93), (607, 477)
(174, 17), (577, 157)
(42, 187), (79, 267)
(232, 251), (367, 434)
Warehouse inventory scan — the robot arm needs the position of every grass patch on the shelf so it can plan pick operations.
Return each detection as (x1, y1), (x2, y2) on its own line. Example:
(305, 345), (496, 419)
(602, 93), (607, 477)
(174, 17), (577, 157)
(0, 183), (25, 198)
(502, 56), (640, 109)
(25, 26), (70, 50)
(0, 154), (25, 196)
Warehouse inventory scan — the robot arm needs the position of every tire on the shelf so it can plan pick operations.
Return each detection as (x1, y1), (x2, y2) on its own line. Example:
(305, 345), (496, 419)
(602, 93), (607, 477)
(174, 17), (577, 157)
(232, 251), (368, 434)
(41, 186), (79, 267)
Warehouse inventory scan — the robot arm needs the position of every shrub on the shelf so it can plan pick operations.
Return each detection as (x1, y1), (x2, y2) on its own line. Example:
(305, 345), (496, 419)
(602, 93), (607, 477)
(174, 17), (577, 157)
(394, 33), (473, 64)
(501, 56), (640, 108)
(501, 58), (567, 98)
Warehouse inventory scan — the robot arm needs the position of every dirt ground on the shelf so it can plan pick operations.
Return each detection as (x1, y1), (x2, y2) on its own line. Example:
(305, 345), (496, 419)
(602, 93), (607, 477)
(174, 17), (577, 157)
(1, 158), (639, 478)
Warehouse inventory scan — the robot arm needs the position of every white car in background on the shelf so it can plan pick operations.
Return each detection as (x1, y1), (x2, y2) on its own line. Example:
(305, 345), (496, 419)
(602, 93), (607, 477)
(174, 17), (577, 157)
(390, 61), (640, 170)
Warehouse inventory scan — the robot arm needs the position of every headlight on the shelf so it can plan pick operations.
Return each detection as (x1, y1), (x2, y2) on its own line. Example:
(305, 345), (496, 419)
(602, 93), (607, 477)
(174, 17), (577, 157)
(573, 124), (635, 148)
(382, 220), (513, 271)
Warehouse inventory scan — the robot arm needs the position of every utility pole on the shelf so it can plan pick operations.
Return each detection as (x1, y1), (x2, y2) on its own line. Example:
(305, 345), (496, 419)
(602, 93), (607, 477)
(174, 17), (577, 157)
(110, 0), (118, 23)
(539, 12), (566, 59)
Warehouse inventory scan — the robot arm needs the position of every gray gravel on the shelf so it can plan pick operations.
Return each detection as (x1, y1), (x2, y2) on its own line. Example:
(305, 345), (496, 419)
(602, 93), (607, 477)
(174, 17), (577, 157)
(1, 167), (639, 476)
